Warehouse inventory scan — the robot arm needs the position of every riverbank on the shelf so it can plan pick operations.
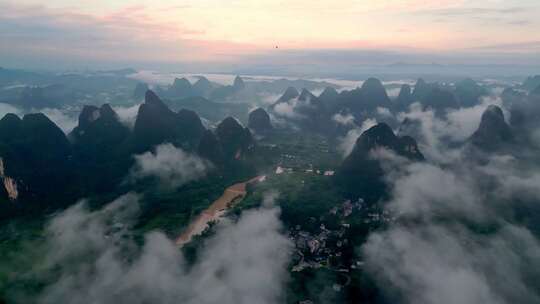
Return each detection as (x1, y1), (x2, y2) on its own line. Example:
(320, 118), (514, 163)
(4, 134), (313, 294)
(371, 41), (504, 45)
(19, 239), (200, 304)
(175, 176), (263, 246)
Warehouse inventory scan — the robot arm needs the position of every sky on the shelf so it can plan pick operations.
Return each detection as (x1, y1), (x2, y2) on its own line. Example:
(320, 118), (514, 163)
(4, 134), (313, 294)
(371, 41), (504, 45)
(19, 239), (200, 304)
(1, 0), (539, 71)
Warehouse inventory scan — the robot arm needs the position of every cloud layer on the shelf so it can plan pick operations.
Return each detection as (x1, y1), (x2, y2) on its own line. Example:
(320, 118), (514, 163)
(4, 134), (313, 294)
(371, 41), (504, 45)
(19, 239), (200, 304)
(336, 118), (377, 158)
(396, 96), (505, 162)
(37, 191), (292, 304)
(361, 113), (540, 304)
(0, 103), (77, 133)
(130, 143), (210, 188)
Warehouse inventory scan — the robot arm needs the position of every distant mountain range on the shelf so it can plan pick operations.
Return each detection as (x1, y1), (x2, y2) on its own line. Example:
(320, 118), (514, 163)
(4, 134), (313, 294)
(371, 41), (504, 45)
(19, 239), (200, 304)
(1, 71), (540, 217)
(387, 62), (445, 68)
(268, 76), (489, 136)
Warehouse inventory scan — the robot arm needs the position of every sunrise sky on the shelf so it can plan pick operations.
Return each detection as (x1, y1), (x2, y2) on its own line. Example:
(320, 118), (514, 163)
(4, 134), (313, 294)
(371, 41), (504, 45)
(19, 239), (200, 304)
(1, 0), (539, 70)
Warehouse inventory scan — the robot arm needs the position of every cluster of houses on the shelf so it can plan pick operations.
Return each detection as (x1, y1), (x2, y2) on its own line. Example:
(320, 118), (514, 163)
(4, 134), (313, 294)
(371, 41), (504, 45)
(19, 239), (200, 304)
(289, 198), (394, 274)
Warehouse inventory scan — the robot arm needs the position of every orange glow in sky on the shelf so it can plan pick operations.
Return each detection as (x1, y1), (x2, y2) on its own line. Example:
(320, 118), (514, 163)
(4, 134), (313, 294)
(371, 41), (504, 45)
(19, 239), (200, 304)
(1, 0), (539, 65)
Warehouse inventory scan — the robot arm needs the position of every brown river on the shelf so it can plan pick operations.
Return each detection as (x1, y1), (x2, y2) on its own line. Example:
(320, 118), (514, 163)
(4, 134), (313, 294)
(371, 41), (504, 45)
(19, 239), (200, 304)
(175, 176), (263, 246)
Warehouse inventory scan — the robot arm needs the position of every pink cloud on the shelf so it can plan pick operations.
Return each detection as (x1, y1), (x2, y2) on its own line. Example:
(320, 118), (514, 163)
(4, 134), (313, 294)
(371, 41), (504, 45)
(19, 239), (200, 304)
(0, 2), (264, 64)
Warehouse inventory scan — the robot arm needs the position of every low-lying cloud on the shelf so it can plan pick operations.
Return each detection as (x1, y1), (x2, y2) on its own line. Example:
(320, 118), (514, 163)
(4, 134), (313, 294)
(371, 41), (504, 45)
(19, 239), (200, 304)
(130, 143), (210, 188)
(445, 96), (507, 140)
(0, 103), (78, 134)
(0, 102), (150, 135)
(0, 102), (22, 118)
(39, 108), (78, 133)
(337, 118), (377, 158)
(187, 192), (292, 304)
(113, 103), (141, 129)
(332, 112), (355, 127)
(36, 191), (292, 304)
(273, 98), (308, 119)
(376, 107), (393, 118)
(364, 223), (540, 304)
(397, 97), (505, 163)
(362, 138), (540, 304)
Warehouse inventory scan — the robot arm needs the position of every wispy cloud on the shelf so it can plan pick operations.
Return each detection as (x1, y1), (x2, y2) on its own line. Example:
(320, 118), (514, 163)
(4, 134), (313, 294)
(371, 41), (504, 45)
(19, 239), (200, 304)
(35, 191), (292, 304)
(418, 3), (538, 30)
(468, 41), (540, 52)
(423, 6), (528, 16)
(130, 143), (211, 189)
(0, 2), (260, 68)
(337, 118), (377, 158)
(363, 136), (540, 304)
(0, 1), (539, 69)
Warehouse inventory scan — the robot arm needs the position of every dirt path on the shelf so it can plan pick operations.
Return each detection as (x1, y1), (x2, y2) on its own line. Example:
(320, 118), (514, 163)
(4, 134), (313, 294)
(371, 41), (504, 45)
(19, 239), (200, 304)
(175, 176), (263, 246)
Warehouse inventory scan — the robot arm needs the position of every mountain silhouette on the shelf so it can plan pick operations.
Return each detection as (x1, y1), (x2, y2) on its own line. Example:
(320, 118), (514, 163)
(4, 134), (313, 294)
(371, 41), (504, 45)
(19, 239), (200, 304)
(469, 105), (513, 152)
(248, 108), (273, 133)
(132, 90), (205, 152)
(215, 117), (254, 161)
(338, 123), (423, 201)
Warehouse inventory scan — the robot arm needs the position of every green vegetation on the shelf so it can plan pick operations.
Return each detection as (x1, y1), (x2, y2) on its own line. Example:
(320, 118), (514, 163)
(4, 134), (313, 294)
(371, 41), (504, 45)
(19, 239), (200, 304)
(0, 106), (380, 303)
(133, 175), (232, 237)
(0, 217), (47, 301)
(258, 130), (342, 171)
(235, 172), (343, 232)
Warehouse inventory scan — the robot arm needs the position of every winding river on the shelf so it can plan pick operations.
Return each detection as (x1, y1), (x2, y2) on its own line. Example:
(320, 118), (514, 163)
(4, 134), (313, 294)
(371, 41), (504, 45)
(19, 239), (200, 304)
(175, 176), (263, 246)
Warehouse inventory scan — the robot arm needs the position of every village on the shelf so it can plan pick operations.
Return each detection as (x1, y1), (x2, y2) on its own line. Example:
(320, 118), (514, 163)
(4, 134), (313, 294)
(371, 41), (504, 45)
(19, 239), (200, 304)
(262, 158), (396, 293)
